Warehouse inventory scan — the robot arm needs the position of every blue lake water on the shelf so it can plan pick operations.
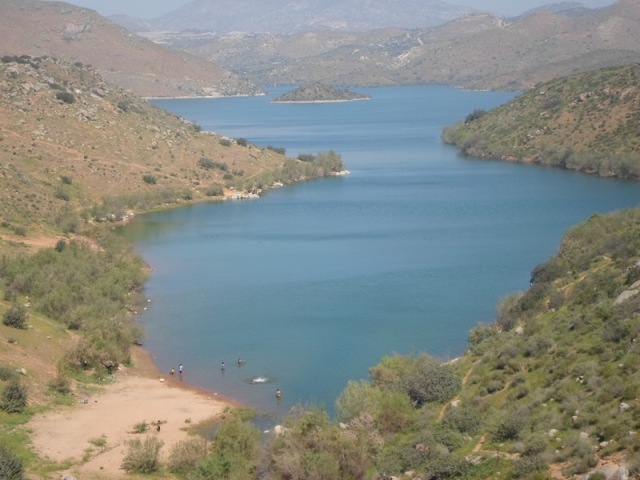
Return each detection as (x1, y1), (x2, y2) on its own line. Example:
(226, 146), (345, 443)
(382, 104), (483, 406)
(123, 86), (640, 421)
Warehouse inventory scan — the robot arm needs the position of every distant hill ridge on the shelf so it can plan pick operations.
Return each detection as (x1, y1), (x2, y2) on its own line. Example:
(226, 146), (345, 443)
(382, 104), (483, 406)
(131, 0), (475, 34)
(163, 0), (640, 91)
(0, 0), (258, 98)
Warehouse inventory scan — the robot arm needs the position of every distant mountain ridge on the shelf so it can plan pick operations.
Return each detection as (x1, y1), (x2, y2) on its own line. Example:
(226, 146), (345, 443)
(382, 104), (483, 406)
(162, 0), (640, 90)
(119, 0), (475, 34)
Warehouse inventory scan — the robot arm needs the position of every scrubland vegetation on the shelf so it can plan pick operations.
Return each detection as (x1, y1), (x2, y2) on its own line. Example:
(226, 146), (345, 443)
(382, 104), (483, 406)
(0, 55), (639, 478)
(443, 64), (640, 179)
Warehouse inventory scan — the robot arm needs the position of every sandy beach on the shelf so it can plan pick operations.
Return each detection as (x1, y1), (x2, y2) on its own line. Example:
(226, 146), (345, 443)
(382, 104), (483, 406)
(28, 346), (235, 479)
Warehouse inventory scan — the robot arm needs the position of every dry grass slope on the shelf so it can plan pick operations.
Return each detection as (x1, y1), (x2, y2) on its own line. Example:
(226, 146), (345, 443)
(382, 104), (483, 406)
(0, 56), (285, 236)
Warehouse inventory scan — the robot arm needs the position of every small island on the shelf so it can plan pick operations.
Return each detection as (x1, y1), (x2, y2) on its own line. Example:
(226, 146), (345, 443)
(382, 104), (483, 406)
(272, 84), (371, 103)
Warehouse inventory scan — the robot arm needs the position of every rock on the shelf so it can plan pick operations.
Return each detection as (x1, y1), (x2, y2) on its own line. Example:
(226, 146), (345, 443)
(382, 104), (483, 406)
(614, 289), (639, 305)
(620, 402), (631, 412)
(613, 467), (629, 480)
(274, 425), (288, 435)
(579, 432), (589, 441)
(547, 429), (558, 437)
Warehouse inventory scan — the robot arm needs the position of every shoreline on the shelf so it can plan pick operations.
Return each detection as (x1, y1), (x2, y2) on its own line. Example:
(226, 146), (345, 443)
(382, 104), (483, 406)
(133, 344), (242, 408)
(28, 345), (237, 479)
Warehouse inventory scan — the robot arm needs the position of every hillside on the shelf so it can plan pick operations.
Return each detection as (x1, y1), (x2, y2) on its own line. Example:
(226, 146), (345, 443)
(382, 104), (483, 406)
(442, 64), (640, 179)
(162, 0), (640, 90)
(0, 55), (347, 240)
(0, 0), (258, 98)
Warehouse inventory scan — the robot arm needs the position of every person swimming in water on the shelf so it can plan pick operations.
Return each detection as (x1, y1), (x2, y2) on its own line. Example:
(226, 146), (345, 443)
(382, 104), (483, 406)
(276, 388), (281, 399)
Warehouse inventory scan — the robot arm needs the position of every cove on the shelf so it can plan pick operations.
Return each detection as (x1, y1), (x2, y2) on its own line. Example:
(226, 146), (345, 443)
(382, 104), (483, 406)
(122, 86), (640, 420)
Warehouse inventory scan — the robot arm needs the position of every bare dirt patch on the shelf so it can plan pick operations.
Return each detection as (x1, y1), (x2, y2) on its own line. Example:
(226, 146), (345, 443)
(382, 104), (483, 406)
(28, 347), (235, 479)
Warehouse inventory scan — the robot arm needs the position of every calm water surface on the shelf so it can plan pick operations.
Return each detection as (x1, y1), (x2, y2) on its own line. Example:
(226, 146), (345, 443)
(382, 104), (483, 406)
(123, 86), (640, 420)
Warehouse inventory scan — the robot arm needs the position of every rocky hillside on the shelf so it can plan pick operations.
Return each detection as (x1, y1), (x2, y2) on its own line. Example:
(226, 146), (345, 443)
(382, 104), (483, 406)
(0, 55), (291, 237)
(0, 0), (258, 98)
(164, 0), (640, 90)
(443, 64), (640, 179)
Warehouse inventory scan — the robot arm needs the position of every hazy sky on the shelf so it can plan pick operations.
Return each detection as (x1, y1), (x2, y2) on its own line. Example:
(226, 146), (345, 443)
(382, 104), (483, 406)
(59, 0), (617, 19)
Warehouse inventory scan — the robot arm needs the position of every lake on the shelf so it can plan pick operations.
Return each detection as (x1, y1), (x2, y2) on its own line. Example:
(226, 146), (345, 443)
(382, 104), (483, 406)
(123, 86), (640, 422)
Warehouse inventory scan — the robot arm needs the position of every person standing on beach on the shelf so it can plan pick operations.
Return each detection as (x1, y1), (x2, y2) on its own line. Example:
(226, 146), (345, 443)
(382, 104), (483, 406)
(221, 361), (225, 371)
(179, 364), (183, 376)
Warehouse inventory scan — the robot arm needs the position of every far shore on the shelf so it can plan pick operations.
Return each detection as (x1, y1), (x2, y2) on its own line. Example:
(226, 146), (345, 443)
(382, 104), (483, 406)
(28, 345), (237, 479)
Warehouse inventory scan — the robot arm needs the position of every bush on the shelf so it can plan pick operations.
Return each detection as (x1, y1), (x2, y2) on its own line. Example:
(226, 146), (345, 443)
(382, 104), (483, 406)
(266, 145), (286, 155)
(297, 153), (316, 162)
(48, 376), (71, 395)
(236, 138), (248, 147)
(0, 445), (23, 480)
(198, 158), (228, 171)
(3, 304), (28, 329)
(168, 438), (208, 474)
(370, 353), (461, 406)
(121, 436), (163, 473)
(55, 91), (75, 104)
(142, 175), (157, 185)
(1, 379), (28, 413)
(205, 183), (225, 197)
(464, 109), (487, 124)
(55, 239), (67, 252)
(0, 366), (16, 381)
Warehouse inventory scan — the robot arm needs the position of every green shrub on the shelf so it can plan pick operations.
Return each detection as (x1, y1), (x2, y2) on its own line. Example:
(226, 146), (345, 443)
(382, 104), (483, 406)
(121, 436), (163, 473)
(133, 420), (148, 434)
(236, 138), (248, 147)
(266, 145), (286, 155)
(0, 366), (16, 381)
(54, 239), (67, 252)
(205, 183), (225, 197)
(168, 438), (208, 474)
(198, 158), (228, 171)
(3, 304), (28, 329)
(464, 109), (487, 124)
(142, 175), (157, 185)
(48, 376), (71, 395)
(55, 91), (75, 104)
(370, 353), (461, 406)
(297, 153), (316, 162)
(1, 379), (27, 413)
(0, 445), (23, 480)
(493, 408), (529, 441)
(219, 138), (231, 147)
(511, 454), (548, 478)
